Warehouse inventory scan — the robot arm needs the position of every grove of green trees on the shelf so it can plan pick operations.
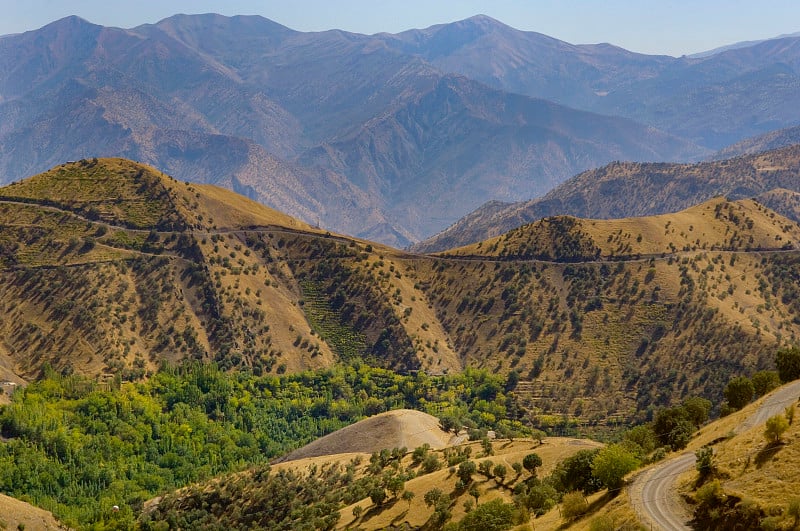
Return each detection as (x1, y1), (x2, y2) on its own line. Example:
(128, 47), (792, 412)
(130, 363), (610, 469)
(0, 362), (526, 529)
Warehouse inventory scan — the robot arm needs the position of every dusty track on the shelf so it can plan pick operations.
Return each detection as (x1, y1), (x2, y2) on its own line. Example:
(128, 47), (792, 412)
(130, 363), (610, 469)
(631, 379), (800, 530)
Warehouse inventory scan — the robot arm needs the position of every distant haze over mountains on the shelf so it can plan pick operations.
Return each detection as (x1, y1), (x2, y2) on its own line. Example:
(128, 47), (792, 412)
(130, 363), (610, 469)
(414, 144), (800, 253)
(1, 14), (800, 246)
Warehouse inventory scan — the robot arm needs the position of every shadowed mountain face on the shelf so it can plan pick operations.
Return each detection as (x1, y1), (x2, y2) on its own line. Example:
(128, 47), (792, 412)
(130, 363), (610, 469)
(0, 14), (720, 247)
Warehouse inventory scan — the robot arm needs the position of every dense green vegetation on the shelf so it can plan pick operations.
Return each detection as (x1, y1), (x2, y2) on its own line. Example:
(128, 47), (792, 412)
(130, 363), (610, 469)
(0, 362), (525, 529)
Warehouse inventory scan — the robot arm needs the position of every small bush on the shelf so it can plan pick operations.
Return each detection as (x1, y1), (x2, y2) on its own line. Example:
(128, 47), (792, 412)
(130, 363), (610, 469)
(695, 479), (724, 508)
(695, 446), (714, 477)
(589, 515), (615, 531)
(561, 491), (589, 520)
(764, 414), (789, 445)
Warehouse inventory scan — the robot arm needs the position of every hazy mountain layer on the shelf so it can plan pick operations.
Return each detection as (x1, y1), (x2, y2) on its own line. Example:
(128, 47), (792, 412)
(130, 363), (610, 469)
(413, 144), (800, 253)
(0, 13), (734, 246)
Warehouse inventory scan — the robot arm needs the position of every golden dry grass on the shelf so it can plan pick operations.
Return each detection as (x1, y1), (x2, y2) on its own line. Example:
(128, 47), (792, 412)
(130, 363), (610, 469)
(449, 197), (800, 259)
(681, 390), (800, 524)
(334, 437), (602, 530)
(566, 384), (800, 531)
(188, 183), (318, 231)
(0, 493), (67, 530)
(276, 409), (461, 463)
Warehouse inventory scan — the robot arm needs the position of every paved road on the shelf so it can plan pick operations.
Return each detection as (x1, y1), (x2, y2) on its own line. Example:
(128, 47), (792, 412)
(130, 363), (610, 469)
(632, 379), (800, 530)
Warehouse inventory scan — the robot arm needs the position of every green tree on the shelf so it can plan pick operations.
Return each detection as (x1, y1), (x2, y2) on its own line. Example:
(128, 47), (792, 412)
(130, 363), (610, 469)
(523, 483), (558, 516)
(682, 396), (712, 426)
(752, 370), (781, 397)
(386, 474), (404, 498)
(478, 460), (494, 478)
(724, 376), (754, 410)
(370, 486), (387, 506)
(430, 500), (451, 529)
(777, 347), (800, 383)
(422, 453), (441, 474)
(551, 448), (603, 494)
(530, 429), (545, 445)
(424, 488), (444, 508)
(591, 444), (640, 490)
(412, 444), (430, 465)
(492, 463), (507, 485)
(652, 406), (694, 450)
(457, 460), (477, 484)
(624, 425), (657, 455)
(522, 452), (543, 476)
(504, 370), (520, 392)
(402, 490), (415, 508)
(457, 499), (518, 531)
(352, 505), (363, 519)
(480, 437), (494, 457)
(439, 414), (460, 433)
(764, 414), (789, 445)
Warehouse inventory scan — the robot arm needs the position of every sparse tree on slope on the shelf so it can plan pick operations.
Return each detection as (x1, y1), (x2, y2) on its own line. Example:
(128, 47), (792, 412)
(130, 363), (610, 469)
(777, 346), (800, 383)
(724, 376), (754, 410)
(591, 444), (640, 490)
(764, 414), (789, 445)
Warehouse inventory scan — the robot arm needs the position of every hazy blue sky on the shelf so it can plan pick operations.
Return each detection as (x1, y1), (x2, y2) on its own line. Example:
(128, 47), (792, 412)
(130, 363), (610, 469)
(2, 0), (800, 56)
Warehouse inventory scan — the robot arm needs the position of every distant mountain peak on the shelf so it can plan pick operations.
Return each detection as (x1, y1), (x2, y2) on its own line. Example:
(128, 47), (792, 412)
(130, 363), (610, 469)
(456, 14), (506, 27)
(38, 14), (100, 33)
(149, 12), (296, 36)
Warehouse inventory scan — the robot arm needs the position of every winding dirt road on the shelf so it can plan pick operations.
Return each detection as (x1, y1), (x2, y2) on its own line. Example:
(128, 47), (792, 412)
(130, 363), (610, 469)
(631, 379), (800, 530)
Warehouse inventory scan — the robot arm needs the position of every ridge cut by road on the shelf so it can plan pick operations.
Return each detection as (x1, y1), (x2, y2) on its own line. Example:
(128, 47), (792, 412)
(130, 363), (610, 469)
(631, 379), (800, 530)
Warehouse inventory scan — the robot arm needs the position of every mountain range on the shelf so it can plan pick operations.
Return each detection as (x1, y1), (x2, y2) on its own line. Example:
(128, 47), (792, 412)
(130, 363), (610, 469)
(3, 14), (800, 246)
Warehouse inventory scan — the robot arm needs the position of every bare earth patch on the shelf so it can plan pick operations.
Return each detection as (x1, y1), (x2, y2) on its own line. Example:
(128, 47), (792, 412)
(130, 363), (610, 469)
(274, 409), (462, 463)
(0, 493), (67, 530)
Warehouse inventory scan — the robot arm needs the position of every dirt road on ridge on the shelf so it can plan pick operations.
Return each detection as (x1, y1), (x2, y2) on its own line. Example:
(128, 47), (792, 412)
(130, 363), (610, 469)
(631, 379), (800, 530)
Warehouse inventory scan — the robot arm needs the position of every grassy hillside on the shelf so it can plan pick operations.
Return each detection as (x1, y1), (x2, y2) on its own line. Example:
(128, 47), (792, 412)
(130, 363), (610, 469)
(2, 158), (800, 529)
(141, 430), (602, 531)
(1, 159), (800, 430)
(0, 493), (65, 530)
(445, 197), (800, 260)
